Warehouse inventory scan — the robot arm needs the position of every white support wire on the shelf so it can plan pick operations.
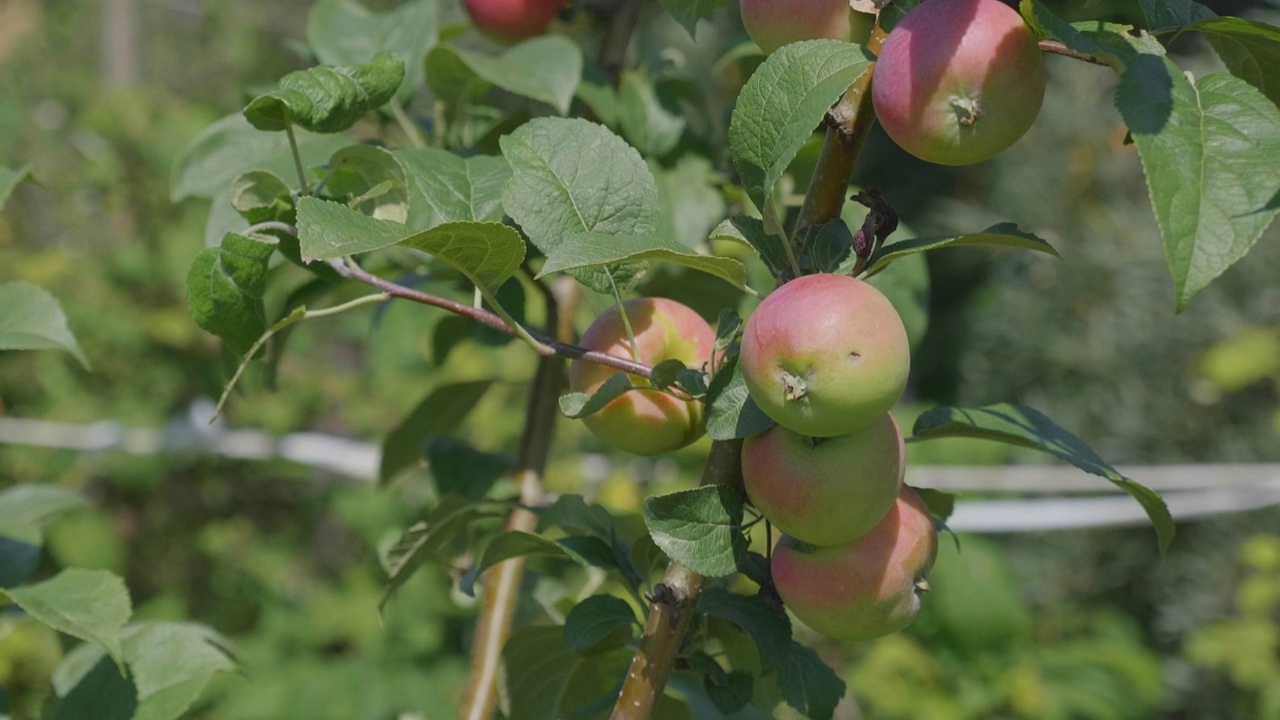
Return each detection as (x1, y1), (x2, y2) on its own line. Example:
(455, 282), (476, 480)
(3, 407), (1280, 533)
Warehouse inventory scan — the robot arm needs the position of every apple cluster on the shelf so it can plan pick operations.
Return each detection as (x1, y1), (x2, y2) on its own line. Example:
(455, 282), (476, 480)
(740, 273), (938, 641)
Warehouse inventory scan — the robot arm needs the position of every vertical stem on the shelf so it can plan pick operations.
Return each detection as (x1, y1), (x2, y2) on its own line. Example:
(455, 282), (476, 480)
(791, 24), (887, 256)
(457, 278), (581, 720)
(284, 122), (311, 195)
(610, 439), (743, 720)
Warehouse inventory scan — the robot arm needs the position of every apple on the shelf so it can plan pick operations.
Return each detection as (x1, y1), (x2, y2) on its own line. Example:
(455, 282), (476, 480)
(569, 298), (716, 456)
(871, 0), (1046, 166)
(740, 0), (854, 54)
(772, 485), (938, 641)
(740, 273), (910, 438)
(464, 0), (561, 43)
(743, 412), (904, 547)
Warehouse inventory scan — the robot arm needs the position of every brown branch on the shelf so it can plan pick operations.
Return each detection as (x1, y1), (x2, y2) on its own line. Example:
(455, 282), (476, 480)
(1039, 39), (1109, 67)
(610, 439), (744, 719)
(330, 259), (652, 378)
(790, 25), (888, 268)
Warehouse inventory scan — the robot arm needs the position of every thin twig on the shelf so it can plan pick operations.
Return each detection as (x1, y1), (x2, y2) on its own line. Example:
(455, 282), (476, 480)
(1039, 40), (1109, 67)
(329, 259), (653, 378)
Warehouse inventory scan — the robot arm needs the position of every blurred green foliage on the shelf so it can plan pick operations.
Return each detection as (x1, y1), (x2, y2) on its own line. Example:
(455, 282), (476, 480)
(1, 0), (1278, 718)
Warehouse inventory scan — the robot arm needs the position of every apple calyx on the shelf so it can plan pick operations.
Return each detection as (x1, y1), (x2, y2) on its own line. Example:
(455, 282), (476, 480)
(780, 370), (809, 402)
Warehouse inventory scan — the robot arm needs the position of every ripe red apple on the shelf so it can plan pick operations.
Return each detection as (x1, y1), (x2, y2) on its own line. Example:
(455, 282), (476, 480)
(871, 0), (1046, 166)
(464, 0), (561, 43)
(740, 0), (854, 54)
(743, 412), (904, 547)
(569, 298), (715, 456)
(741, 273), (910, 438)
(772, 485), (938, 641)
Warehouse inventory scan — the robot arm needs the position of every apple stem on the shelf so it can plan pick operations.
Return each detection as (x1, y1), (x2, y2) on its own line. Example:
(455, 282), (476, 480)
(608, 270), (643, 363)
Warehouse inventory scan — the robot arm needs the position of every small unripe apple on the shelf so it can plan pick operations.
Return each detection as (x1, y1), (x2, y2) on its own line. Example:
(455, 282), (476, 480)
(741, 273), (910, 438)
(871, 0), (1046, 165)
(464, 0), (561, 43)
(569, 298), (715, 456)
(772, 485), (938, 641)
(740, 0), (854, 54)
(743, 412), (904, 547)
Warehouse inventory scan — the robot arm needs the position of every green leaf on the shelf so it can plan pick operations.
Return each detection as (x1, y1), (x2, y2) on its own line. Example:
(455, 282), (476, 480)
(170, 114), (349, 201)
(696, 586), (790, 672)
(396, 147), (511, 230)
(649, 359), (688, 391)
(658, 0), (729, 37)
(325, 144), (410, 223)
(705, 356), (776, 441)
(0, 282), (88, 368)
(654, 156), (728, 251)
(462, 531), (603, 595)
(501, 625), (632, 720)
(778, 642), (846, 720)
(243, 51), (405, 133)
(229, 170), (293, 223)
(1116, 58), (1280, 310)
(53, 622), (236, 720)
(3, 569), (131, 670)
(711, 216), (790, 280)
(50, 655), (137, 720)
(1189, 17), (1280, 108)
(559, 373), (634, 419)
(537, 231), (749, 291)
(705, 669), (753, 715)
(0, 164), (34, 210)
(1139, 0), (1215, 33)
(0, 529), (41, 588)
(501, 117), (660, 250)
(1021, 4), (1157, 68)
(306, 0), (438, 102)
(296, 199), (525, 290)
(295, 196), (402, 258)
(380, 497), (506, 609)
(421, 436), (511, 502)
(563, 595), (638, 652)
(643, 486), (746, 578)
(0, 484), (90, 528)
(910, 404), (1175, 553)
(914, 487), (957, 524)
(184, 233), (275, 357)
(537, 495), (616, 543)
(863, 223), (1058, 276)
(380, 381), (492, 484)
(730, 40), (873, 211)
(878, 0), (926, 32)
(428, 36), (582, 115)
(618, 72), (686, 157)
